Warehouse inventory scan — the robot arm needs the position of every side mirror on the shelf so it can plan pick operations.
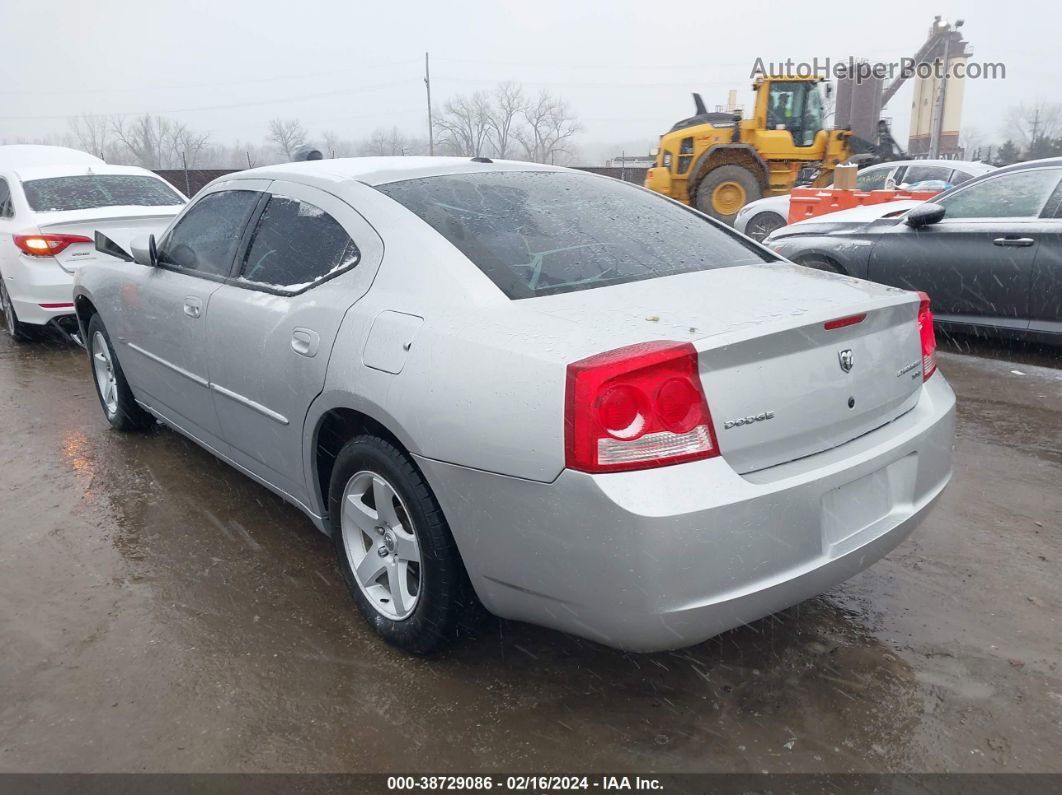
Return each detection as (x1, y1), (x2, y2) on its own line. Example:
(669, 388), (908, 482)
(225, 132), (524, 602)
(94, 231), (133, 263)
(129, 234), (158, 267)
(905, 203), (946, 228)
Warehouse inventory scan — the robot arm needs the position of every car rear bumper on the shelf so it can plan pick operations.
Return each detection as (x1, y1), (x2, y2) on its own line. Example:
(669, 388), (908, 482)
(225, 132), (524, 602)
(417, 372), (955, 652)
(3, 255), (76, 326)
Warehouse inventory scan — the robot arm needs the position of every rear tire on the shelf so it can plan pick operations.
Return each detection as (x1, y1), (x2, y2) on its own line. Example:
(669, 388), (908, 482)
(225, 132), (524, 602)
(695, 165), (763, 225)
(744, 211), (786, 242)
(86, 314), (154, 431)
(329, 434), (482, 654)
(0, 280), (33, 342)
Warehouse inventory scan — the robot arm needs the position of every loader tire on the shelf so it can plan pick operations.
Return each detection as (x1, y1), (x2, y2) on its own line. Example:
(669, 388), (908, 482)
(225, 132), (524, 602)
(695, 165), (762, 226)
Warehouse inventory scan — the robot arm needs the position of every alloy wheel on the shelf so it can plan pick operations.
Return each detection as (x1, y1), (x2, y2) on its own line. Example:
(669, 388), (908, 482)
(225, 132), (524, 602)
(341, 470), (422, 620)
(91, 331), (119, 416)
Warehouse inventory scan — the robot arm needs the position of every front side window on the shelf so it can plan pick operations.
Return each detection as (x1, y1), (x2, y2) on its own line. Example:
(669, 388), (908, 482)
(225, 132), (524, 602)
(239, 196), (360, 290)
(157, 190), (260, 277)
(938, 168), (1062, 219)
(21, 175), (184, 212)
(766, 82), (822, 146)
(376, 171), (770, 299)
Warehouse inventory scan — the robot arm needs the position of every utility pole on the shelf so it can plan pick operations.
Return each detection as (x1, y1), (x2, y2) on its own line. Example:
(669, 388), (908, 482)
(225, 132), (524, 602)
(1031, 106), (1041, 158)
(424, 52), (434, 156)
(180, 151), (191, 197)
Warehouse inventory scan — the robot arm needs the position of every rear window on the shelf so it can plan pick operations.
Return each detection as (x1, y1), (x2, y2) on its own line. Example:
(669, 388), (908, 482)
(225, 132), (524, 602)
(22, 175), (184, 212)
(376, 171), (769, 298)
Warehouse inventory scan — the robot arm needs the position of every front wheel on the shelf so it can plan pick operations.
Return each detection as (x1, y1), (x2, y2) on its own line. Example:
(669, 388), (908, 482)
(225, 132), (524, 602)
(744, 211), (786, 242)
(795, 256), (844, 274)
(695, 165), (763, 225)
(329, 434), (481, 654)
(87, 314), (154, 431)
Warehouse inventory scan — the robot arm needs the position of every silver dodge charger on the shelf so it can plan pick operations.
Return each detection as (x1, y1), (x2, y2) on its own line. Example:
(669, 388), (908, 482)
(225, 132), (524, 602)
(74, 157), (955, 654)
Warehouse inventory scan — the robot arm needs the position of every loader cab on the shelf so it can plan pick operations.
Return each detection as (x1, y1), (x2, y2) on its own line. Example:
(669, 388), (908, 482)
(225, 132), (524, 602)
(758, 78), (825, 148)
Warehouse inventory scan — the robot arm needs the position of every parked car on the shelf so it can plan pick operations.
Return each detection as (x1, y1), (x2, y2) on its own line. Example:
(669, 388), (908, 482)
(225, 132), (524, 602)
(75, 158), (955, 654)
(765, 157), (1062, 344)
(0, 145), (186, 341)
(735, 160), (995, 241)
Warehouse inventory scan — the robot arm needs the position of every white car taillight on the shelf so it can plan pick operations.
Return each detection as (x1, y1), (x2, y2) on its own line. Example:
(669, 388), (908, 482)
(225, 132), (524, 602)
(14, 234), (92, 257)
(565, 341), (719, 473)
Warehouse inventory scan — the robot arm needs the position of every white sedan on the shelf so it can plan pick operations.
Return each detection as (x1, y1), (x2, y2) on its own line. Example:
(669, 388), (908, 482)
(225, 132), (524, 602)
(0, 145), (185, 341)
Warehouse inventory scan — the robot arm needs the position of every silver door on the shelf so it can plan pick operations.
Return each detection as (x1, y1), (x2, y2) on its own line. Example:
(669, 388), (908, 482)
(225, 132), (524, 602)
(204, 181), (383, 506)
(122, 185), (264, 449)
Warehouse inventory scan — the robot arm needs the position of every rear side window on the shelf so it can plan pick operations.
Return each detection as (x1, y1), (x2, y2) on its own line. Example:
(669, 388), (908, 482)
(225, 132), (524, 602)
(21, 175), (183, 212)
(157, 190), (260, 277)
(239, 196), (359, 290)
(855, 168), (890, 191)
(938, 168), (1062, 219)
(376, 171), (769, 299)
(900, 165), (953, 187)
(0, 178), (11, 217)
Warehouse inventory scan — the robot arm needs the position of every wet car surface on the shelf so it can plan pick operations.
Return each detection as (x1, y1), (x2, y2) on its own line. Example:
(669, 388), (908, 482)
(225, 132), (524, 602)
(1, 333), (1059, 773)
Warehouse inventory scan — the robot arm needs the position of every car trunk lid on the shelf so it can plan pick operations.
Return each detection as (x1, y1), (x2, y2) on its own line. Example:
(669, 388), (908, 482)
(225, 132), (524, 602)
(33, 206), (180, 273)
(525, 262), (925, 475)
(695, 299), (922, 473)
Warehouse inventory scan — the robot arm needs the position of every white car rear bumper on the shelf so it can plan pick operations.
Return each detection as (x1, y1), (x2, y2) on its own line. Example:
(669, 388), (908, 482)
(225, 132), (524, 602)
(4, 255), (76, 326)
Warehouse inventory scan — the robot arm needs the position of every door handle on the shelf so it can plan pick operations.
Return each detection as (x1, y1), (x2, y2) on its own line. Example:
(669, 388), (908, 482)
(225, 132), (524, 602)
(291, 327), (320, 358)
(183, 297), (202, 318)
(993, 237), (1035, 247)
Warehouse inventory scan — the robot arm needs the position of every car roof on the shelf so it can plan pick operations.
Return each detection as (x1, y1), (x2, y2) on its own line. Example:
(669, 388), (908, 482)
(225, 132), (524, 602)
(929, 156), (1062, 203)
(986, 156), (1062, 176)
(867, 158), (994, 174)
(227, 156), (570, 187)
(0, 145), (104, 170)
(13, 163), (176, 182)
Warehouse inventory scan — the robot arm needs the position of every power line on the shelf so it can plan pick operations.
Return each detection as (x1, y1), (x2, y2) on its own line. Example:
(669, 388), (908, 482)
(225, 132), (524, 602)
(0, 77), (418, 121)
(0, 58), (421, 96)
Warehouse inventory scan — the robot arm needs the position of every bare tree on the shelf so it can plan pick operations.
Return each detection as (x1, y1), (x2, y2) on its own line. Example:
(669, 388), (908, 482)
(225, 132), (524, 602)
(110, 114), (209, 169)
(321, 130), (357, 158)
(357, 126), (413, 156)
(170, 123), (210, 169)
(516, 90), (580, 164)
(487, 82), (525, 159)
(433, 91), (493, 157)
(267, 117), (307, 160)
(1004, 102), (1062, 157)
(68, 115), (112, 160)
(958, 126), (985, 159)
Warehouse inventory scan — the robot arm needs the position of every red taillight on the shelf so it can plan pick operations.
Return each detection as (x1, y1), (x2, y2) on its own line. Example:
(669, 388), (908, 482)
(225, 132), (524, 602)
(565, 341), (719, 473)
(916, 291), (937, 381)
(13, 234), (92, 257)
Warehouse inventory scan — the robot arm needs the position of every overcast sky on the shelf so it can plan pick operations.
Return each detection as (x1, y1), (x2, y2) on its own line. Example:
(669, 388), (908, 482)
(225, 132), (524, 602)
(2, 0), (1051, 160)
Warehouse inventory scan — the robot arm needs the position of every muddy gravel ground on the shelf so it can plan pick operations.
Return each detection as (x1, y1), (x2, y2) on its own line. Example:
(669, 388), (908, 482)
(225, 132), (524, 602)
(0, 331), (1059, 774)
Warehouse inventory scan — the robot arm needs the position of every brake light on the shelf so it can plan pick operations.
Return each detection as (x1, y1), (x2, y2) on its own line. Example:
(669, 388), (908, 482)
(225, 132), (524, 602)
(13, 234), (92, 257)
(916, 291), (937, 381)
(824, 313), (866, 330)
(565, 341), (719, 473)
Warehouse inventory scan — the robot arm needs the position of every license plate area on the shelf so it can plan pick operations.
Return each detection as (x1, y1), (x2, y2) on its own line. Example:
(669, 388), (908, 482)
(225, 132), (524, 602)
(821, 453), (918, 557)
